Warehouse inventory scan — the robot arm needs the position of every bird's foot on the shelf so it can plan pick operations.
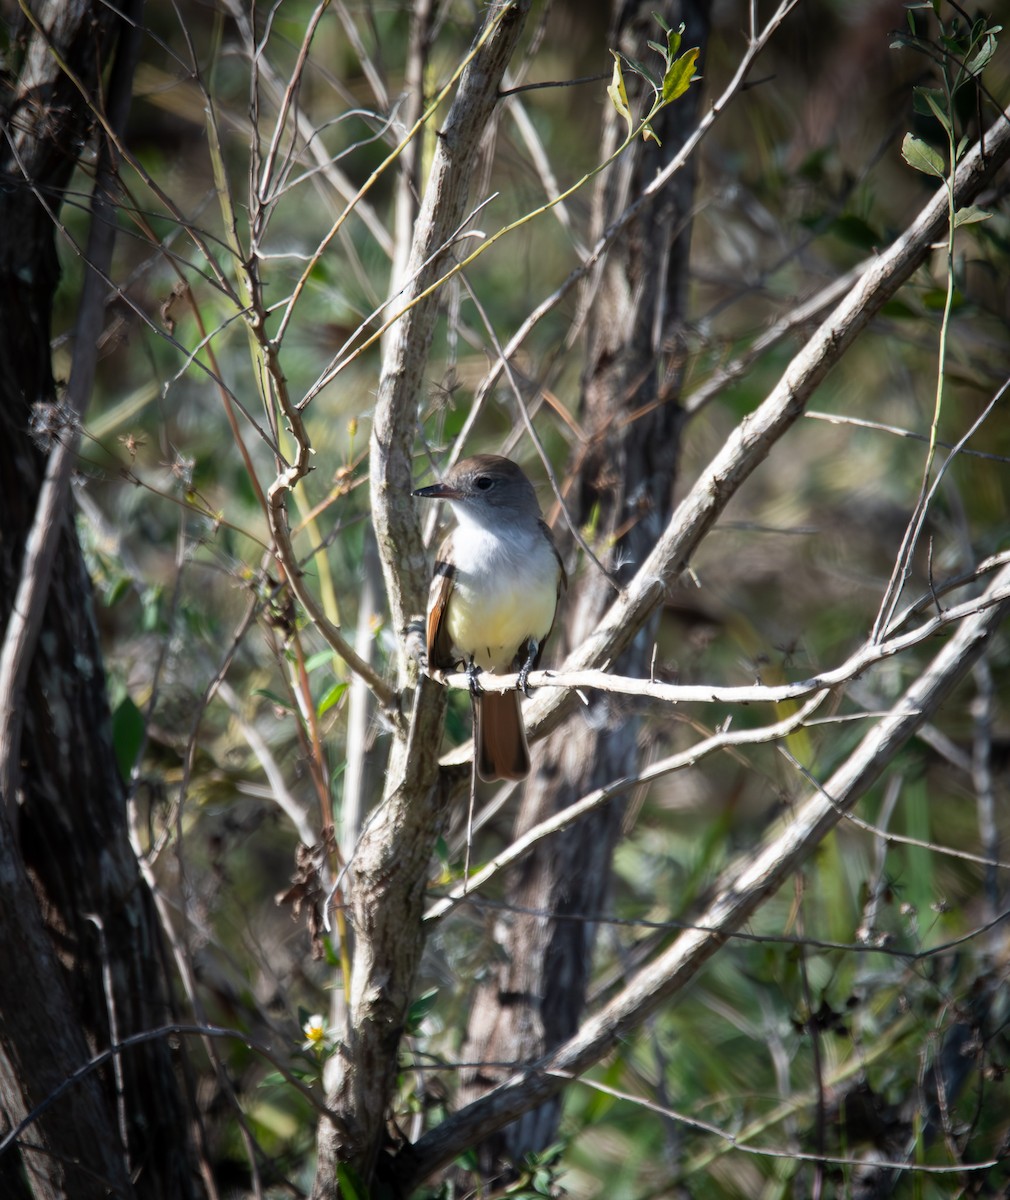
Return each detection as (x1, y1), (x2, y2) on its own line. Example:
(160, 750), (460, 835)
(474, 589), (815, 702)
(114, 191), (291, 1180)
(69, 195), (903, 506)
(516, 639), (540, 697)
(465, 657), (483, 696)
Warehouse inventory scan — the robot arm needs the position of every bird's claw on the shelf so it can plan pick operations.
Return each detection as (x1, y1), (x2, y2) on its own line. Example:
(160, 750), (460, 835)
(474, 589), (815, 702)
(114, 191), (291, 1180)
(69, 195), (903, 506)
(465, 657), (483, 696)
(516, 637), (539, 697)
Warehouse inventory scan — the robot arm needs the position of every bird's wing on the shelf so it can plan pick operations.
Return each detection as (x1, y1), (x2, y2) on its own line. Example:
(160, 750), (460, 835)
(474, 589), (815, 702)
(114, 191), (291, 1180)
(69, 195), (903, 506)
(426, 539), (457, 672)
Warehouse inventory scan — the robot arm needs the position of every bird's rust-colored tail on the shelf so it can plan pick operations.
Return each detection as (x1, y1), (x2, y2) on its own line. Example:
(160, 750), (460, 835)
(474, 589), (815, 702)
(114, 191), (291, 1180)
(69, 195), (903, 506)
(475, 690), (529, 781)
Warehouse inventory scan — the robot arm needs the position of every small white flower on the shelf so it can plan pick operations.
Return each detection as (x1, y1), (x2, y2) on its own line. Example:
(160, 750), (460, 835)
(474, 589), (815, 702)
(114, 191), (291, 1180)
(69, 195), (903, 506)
(302, 1014), (332, 1053)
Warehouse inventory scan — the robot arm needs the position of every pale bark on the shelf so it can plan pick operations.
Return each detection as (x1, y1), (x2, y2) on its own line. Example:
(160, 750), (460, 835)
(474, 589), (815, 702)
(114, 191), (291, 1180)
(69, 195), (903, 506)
(320, 14), (1010, 1197)
(311, 3), (532, 1194)
(404, 56), (1010, 1200)
(513, 95), (1010, 745)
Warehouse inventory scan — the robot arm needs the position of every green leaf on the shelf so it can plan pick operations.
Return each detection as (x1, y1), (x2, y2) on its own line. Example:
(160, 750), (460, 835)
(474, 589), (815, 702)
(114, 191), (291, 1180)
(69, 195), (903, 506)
(964, 32), (997, 76)
(317, 680), (348, 717)
(901, 132), (945, 178)
(140, 585), (163, 633)
(663, 46), (700, 103)
(112, 695), (145, 782)
(918, 87), (952, 135)
(912, 86), (948, 125)
(880, 297), (918, 319)
(336, 1164), (367, 1200)
(953, 204), (993, 227)
(104, 575), (131, 607)
(624, 52), (659, 89)
(922, 286), (964, 310)
(829, 213), (882, 250)
(665, 22), (683, 60)
(252, 687), (294, 710)
(607, 52), (633, 138)
(406, 987), (439, 1035)
(322, 934), (339, 968)
(304, 649), (333, 672)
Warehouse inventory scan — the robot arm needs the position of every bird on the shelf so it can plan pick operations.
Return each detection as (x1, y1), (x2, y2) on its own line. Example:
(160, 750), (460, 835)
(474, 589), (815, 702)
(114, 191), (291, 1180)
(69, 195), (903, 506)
(413, 454), (566, 781)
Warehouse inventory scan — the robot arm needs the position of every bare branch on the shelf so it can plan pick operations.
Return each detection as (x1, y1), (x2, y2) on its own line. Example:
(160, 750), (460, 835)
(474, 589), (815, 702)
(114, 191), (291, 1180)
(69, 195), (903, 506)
(557, 1073), (996, 1177)
(313, 4), (534, 1189)
(447, 563), (1010, 703)
(513, 103), (1010, 743)
(425, 694), (828, 925)
(401, 557), (1010, 1186)
(432, 551), (1010, 770)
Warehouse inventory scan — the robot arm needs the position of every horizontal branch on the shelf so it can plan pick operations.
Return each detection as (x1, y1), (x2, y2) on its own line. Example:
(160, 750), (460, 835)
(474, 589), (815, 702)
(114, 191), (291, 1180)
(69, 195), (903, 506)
(432, 561), (1010, 768)
(401, 558), (1010, 1186)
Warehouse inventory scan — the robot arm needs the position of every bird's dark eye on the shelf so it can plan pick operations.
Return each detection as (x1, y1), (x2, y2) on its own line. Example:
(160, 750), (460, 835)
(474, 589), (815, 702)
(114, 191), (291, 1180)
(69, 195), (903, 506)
(475, 476), (494, 491)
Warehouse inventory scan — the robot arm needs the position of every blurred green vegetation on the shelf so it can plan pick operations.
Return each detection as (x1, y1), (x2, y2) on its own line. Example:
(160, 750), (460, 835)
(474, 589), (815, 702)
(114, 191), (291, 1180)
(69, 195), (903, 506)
(57, 0), (1010, 1194)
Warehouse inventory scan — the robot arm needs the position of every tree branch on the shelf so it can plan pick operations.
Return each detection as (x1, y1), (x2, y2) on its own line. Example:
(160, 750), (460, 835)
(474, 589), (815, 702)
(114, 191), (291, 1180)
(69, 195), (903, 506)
(400, 558), (1010, 1187)
(516, 104), (1010, 743)
(431, 555), (1010, 708)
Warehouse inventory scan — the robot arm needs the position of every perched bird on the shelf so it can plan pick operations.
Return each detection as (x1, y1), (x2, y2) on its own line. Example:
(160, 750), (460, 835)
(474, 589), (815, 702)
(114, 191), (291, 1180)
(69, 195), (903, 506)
(413, 455), (566, 781)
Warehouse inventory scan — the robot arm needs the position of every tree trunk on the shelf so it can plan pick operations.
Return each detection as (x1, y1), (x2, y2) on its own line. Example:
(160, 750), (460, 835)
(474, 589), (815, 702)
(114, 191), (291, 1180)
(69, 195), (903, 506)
(0, 5), (198, 1197)
(458, 0), (712, 1178)
(312, 3), (532, 1196)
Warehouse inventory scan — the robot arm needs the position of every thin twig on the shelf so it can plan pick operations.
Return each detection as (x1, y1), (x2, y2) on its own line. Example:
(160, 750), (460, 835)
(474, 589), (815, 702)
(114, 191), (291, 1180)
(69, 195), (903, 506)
(425, 693), (828, 924)
(564, 1072), (995, 1177)
(0, 1021), (341, 1157)
(404, 559), (1010, 1184)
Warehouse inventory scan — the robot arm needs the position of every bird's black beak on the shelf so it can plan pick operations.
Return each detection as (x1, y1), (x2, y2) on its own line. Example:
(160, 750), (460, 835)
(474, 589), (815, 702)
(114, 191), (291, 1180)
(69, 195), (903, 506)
(413, 480), (463, 500)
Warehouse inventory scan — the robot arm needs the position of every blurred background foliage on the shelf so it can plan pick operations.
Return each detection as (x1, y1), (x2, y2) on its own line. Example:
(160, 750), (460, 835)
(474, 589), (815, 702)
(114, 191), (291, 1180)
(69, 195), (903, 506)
(55, 0), (1010, 1194)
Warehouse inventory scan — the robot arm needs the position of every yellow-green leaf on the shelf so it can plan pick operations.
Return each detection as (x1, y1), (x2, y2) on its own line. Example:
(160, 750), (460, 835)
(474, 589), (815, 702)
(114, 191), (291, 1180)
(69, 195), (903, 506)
(965, 32), (997, 76)
(663, 46), (700, 103)
(607, 52), (633, 138)
(901, 132), (945, 178)
(318, 681), (349, 717)
(953, 205), (992, 227)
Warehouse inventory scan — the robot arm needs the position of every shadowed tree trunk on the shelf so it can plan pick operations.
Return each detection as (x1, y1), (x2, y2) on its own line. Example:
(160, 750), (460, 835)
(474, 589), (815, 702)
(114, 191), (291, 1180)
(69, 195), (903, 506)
(0, 4), (198, 1197)
(458, 0), (712, 1180)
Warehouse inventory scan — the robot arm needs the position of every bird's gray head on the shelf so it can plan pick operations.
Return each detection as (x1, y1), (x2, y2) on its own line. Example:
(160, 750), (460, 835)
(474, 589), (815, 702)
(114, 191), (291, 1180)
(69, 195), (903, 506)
(413, 455), (542, 528)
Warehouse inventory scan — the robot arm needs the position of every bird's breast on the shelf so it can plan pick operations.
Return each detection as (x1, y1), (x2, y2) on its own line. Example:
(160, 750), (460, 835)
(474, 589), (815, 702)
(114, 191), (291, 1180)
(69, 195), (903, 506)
(446, 525), (559, 672)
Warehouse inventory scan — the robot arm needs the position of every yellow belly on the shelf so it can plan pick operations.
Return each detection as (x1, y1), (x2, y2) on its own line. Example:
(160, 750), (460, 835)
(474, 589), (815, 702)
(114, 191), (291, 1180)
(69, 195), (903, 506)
(447, 563), (557, 672)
